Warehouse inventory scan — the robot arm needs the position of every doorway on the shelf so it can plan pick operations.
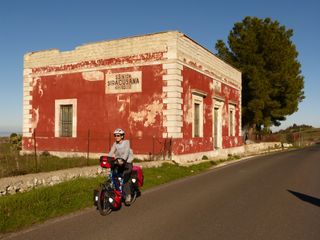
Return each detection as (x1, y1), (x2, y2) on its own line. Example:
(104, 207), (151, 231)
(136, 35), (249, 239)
(213, 99), (223, 149)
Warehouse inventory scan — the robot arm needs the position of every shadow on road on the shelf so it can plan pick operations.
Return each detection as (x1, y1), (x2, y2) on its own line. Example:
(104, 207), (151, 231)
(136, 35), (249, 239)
(287, 189), (320, 207)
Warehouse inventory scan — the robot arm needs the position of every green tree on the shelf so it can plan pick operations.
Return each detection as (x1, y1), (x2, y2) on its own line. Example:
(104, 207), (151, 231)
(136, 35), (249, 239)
(9, 133), (22, 151)
(215, 17), (304, 133)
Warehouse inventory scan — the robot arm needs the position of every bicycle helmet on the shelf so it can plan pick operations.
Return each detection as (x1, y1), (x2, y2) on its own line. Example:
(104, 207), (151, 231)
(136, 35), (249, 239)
(113, 128), (125, 136)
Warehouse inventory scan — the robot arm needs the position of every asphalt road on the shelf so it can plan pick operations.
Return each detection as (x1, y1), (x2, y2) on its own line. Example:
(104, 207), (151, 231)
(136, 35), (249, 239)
(3, 145), (320, 240)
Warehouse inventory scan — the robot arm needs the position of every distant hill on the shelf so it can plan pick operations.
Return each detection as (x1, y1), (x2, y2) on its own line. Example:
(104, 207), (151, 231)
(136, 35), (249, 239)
(0, 132), (11, 137)
(0, 131), (22, 137)
(275, 124), (314, 134)
(252, 124), (320, 146)
(270, 125), (320, 145)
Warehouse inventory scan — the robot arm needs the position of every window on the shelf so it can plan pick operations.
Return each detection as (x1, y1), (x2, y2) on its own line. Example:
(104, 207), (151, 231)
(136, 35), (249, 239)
(194, 102), (200, 137)
(229, 104), (236, 136)
(60, 105), (73, 137)
(192, 93), (204, 137)
(55, 99), (77, 138)
(213, 98), (224, 149)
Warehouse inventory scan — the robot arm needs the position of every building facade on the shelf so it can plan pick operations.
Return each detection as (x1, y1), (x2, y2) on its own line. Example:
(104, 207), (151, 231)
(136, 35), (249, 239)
(22, 31), (242, 161)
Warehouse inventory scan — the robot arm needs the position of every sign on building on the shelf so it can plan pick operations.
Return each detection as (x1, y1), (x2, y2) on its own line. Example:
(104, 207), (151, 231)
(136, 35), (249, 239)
(105, 71), (142, 94)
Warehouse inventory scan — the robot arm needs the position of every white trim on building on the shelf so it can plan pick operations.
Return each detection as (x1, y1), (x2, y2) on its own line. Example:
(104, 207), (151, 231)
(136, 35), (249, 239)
(54, 99), (77, 138)
(228, 104), (236, 137)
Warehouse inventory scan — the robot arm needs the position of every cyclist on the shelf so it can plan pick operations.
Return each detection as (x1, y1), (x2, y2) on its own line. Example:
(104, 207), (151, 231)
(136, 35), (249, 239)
(108, 128), (133, 204)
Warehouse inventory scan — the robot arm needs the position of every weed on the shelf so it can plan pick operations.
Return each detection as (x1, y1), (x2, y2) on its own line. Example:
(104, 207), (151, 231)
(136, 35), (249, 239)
(202, 155), (209, 160)
(0, 177), (103, 233)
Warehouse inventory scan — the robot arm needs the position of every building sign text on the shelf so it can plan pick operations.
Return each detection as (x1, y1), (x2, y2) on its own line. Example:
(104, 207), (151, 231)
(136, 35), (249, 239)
(105, 71), (142, 94)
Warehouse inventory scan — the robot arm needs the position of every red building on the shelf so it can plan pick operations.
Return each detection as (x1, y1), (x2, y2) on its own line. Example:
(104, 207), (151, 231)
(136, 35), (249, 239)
(22, 31), (242, 162)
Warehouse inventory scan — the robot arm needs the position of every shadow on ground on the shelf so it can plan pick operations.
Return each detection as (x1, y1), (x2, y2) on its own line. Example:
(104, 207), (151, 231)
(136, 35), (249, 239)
(287, 189), (320, 207)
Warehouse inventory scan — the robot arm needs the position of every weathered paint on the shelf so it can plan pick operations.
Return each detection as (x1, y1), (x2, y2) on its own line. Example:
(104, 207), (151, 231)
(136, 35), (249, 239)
(31, 52), (165, 74)
(23, 64), (165, 155)
(23, 31), (242, 158)
(82, 71), (104, 81)
(171, 66), (242, 155)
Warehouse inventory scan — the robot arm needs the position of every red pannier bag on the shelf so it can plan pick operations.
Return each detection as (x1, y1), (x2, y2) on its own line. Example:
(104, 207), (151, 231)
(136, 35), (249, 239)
(99, 156), (113, 168)
(132, 165), (144, 187)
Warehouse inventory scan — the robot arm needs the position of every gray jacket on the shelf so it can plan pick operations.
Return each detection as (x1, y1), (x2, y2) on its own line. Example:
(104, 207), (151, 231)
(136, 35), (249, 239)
(108, 140), (133, 163)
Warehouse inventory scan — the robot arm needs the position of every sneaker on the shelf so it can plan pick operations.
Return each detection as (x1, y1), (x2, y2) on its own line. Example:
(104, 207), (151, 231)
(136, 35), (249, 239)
(125, 194), (131, 204)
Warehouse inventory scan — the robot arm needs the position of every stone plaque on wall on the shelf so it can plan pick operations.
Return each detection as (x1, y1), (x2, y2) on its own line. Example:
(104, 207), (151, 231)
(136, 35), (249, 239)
(105, 71), (142, 94)
(213, 81), (221, 92)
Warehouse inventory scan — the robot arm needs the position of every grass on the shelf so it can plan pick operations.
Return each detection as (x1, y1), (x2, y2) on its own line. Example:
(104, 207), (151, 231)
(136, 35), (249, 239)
(0, 136), (101, 178)
(0, 177), (104, 233)
(0, 154), (100, 178)
(142, 161), (216, 189)
(0, 161), (220, 234)
(0, 152), (100, 179)
(300, 128), (320, 144)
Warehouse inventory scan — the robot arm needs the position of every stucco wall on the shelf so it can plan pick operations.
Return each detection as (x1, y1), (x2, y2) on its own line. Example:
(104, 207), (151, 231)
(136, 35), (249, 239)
(23, 65), (165, 154)
(23, 31), (242, 157)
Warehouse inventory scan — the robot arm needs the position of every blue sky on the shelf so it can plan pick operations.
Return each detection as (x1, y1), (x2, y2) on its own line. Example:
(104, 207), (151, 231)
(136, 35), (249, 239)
(0, 0), (319, 134)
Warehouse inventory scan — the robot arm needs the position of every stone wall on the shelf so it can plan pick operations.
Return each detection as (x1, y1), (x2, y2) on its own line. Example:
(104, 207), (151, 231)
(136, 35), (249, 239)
(0, 166), (106, 196)
(0, 161), (163, 196)
(172, 142), (282, 163)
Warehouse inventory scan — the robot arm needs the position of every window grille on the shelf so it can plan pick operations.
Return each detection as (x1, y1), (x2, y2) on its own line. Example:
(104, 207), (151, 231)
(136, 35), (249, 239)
(60, 105), (73, 137)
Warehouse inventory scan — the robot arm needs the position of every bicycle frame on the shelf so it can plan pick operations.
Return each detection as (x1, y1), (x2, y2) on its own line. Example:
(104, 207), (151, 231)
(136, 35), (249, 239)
(109, 168), (125, 198)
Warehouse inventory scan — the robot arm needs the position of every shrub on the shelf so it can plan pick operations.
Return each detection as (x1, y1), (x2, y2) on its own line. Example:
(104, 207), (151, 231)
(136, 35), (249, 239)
(40, 151), (51, 157)
(9, 133), (22, 151)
